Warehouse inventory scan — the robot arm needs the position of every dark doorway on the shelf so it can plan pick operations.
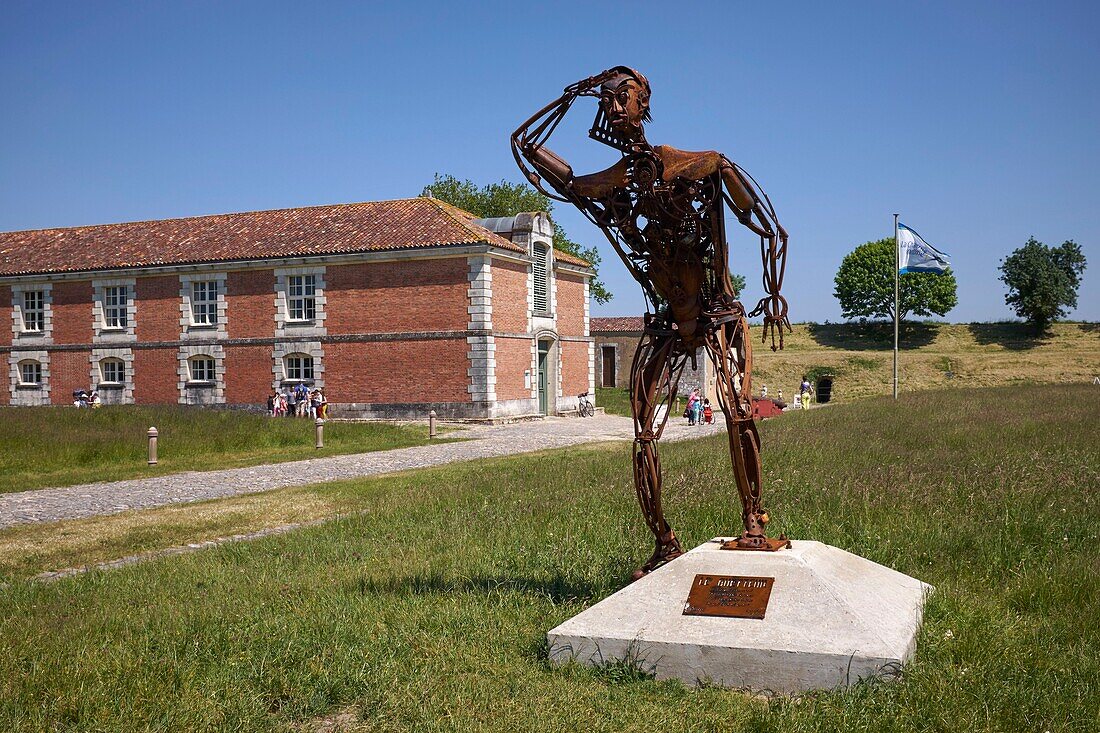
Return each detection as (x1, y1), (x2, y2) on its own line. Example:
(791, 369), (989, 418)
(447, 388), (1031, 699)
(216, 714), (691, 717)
(601, 346), (616, 387)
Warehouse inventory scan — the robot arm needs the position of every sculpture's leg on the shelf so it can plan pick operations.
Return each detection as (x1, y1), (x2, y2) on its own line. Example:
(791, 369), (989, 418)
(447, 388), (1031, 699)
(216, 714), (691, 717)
(629, 329), (688, 579)
(704, 311), (789, 551)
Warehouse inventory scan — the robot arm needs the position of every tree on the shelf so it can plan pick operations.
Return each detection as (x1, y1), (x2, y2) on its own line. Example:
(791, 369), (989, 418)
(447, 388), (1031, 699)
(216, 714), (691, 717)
(728, 273), (746, 298)
(422, 174), (611, 304)
(999, 237), (1086, 329)
(833, 238), (957, 321)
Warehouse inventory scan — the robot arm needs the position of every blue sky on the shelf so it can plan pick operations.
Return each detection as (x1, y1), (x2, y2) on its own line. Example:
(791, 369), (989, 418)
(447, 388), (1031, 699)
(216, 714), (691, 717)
(2, 1), (1097, 322)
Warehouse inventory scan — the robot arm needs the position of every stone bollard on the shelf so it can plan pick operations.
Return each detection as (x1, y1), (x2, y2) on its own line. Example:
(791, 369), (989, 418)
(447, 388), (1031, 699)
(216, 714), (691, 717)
(315, 418), (324, 449)
(147, 427), (158, 465)
(429, 410), (437, 440)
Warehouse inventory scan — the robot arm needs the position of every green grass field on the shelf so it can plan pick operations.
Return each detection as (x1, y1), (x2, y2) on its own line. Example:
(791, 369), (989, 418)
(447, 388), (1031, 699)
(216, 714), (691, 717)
(0, 406), (443, 494)
(595, 385), (632, 416)
(0, 384), (1096, 731)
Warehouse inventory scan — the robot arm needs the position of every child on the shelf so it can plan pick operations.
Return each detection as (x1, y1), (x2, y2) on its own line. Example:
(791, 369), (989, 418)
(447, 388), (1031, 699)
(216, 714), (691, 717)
(702, 398), (714, 425)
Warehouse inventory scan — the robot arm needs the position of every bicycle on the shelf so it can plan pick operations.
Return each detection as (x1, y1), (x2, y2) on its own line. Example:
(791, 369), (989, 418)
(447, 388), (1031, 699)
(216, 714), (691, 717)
(577, 392), (595, 418)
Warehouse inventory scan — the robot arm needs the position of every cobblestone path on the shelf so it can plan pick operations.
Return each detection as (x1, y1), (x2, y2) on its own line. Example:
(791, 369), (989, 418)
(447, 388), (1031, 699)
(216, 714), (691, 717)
(0, 415), (727, 529)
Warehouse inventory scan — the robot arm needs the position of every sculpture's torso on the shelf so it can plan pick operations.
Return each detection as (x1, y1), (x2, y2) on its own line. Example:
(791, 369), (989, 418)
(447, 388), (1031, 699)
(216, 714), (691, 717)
(573, 145), (732, 345)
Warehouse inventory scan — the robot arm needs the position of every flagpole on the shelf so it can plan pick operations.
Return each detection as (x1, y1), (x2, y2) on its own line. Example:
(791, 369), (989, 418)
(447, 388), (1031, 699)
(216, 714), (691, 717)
(893, 213), (899, 400)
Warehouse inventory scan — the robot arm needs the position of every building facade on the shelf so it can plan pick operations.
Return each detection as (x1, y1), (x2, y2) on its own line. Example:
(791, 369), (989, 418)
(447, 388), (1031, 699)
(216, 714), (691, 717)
(0, 199), (594, 419)
(591, 316), (717, 404)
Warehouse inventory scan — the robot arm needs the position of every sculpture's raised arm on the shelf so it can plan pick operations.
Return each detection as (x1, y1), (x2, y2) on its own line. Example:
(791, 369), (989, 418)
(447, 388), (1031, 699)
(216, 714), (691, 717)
(510, 69), (624, 201)
(720, 156), (791, 351)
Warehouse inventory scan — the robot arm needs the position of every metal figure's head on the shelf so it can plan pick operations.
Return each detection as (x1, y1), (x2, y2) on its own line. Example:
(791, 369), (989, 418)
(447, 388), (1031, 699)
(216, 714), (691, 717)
(590, 67), (651, 151)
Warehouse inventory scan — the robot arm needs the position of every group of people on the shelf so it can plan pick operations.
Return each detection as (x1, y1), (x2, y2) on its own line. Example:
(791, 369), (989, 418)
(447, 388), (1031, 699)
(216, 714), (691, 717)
(684, 387), (714, 426)
(759, 376), (814, 410)
(72, 389), (101, 408)
(268, 383), (328, 419)
(682, 374), (814, 423)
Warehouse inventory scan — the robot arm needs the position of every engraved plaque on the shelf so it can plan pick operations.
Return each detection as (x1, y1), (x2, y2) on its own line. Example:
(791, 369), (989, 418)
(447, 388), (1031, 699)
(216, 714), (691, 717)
(682, 574), (774, 619)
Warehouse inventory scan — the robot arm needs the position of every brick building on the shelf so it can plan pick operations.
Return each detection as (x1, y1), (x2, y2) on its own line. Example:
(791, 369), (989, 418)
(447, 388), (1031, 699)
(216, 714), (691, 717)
(0, 198), (594, 419)
(591, 316), (716, 403)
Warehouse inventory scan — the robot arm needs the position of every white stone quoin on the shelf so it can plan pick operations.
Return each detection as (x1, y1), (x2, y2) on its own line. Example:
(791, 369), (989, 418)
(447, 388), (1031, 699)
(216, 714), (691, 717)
(547, 539), (932, 694)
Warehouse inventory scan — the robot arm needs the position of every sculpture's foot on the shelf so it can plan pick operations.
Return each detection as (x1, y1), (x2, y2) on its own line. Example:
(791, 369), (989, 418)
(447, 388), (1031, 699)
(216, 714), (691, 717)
(720, 534), (791, 552)
(631, 532), (684, 581)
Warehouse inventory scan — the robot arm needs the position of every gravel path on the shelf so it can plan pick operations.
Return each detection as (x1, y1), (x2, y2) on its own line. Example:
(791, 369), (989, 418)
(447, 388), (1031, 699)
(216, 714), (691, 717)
(0, 415), (727, 529)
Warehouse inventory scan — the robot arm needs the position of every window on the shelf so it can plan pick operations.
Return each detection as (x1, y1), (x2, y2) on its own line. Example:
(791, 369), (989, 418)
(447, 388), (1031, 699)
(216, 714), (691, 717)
(22, 290), (44, 332)
(104, 286), (128, 328)
(189, 356), (216, 382)
(287, 274), (316, 321)
(191, 280), (218, 325)
(285, 354), (314, 382)
(100, 358), (125, 384)
(19, 360), (42, 385)
(532, 242), (550, 314)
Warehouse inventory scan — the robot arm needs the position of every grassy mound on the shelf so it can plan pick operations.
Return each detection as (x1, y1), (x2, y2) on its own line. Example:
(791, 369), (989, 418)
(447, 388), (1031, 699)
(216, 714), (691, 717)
(756, 321), (1098, 403)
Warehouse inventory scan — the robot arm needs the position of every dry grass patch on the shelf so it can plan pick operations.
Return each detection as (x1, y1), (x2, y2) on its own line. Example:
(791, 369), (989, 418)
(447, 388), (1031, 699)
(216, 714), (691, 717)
(0, 489), (343, 581)
(596, 323), (1097, 411)
(289, 706), (360, 732)
(756, 321), (1098, 402)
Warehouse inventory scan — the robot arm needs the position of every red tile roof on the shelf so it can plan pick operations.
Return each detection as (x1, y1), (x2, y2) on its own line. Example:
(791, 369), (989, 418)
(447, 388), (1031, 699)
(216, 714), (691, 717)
(591, 316), (645, 333)
(551, 247), (591, 268)
(0, 197), (588, 277)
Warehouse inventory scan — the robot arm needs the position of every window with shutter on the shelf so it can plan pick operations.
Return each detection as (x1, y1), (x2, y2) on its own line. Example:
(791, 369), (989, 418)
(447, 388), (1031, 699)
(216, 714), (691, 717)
(533, 242), (550, 314)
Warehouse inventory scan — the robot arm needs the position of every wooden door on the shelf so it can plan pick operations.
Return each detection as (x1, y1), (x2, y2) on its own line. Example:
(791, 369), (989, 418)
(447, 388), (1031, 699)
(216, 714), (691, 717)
(601, 346), (616, 387)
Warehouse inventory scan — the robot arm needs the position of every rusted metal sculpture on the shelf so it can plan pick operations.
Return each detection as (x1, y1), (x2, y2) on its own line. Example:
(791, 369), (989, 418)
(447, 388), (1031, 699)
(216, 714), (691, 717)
(512, 67), (791, 577)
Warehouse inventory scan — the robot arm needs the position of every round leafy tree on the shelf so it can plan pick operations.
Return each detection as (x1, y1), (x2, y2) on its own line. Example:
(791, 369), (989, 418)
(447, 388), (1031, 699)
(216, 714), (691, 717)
(998, 237), (1086, 330)
(833, 238), (957, 321)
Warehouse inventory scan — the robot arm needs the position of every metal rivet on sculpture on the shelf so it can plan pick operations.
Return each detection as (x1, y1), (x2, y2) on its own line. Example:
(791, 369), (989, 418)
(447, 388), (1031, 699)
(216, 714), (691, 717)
(512, 67), (792, 578)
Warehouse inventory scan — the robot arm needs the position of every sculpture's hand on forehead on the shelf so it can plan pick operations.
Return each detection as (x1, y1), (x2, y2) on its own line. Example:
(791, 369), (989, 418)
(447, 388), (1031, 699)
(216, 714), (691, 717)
(564, 69), (623, 96)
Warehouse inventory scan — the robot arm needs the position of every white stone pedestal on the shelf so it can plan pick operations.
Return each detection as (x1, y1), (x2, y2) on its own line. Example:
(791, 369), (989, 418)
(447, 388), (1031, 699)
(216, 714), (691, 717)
(547, 539), (932, 694)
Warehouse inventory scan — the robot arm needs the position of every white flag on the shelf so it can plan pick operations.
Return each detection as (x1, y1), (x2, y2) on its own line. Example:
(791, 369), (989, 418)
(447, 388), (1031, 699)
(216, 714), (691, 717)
(898, 223), (950, 274)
